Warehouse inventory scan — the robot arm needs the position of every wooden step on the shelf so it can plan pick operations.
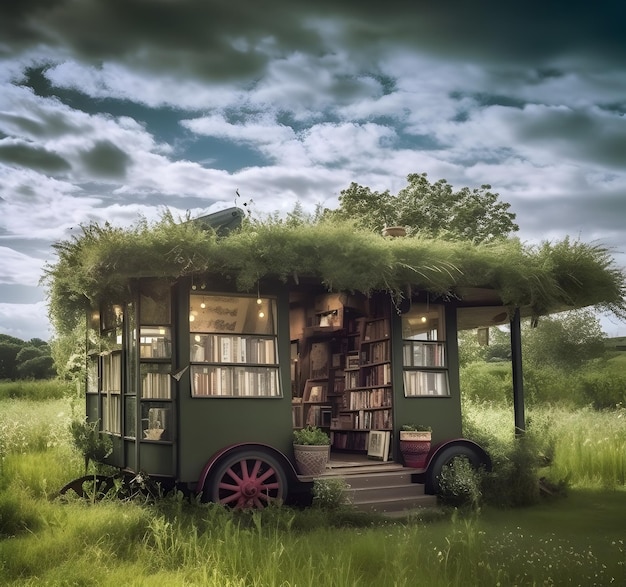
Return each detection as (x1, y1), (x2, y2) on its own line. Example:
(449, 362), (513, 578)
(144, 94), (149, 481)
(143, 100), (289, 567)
(311, 463), (437, 514)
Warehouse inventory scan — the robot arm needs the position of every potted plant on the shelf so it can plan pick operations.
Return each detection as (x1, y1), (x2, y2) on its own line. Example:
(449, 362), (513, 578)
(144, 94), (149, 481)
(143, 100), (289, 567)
(293, 426), (331, 476)
(399, 424), (432, 468)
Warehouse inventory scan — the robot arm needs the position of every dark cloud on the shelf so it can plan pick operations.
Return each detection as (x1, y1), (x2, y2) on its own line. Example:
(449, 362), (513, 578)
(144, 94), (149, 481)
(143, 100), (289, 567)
(79, 140), (129, 178)
(2, 1), (625, 82)
(515, 107), (626, 169)
(0, 142), (70, 173)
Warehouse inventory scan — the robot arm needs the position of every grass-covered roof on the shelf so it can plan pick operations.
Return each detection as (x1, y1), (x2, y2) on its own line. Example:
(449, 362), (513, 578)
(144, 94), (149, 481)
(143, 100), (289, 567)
(43, 213), (626, 336)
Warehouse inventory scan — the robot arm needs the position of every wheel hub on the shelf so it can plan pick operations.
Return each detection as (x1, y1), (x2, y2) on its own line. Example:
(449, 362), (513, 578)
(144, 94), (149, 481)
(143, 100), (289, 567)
(242, 482), (259, 498)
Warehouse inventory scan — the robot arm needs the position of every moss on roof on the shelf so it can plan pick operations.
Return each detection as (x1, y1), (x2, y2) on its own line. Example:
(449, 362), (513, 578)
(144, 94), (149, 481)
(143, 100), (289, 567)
(42, 214), (626, 336)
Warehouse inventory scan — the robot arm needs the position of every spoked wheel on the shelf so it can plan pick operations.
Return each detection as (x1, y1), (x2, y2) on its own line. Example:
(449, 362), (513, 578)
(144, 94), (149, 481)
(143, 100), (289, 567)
(59, 475), (117, 499)
(204, 450), (288, 509)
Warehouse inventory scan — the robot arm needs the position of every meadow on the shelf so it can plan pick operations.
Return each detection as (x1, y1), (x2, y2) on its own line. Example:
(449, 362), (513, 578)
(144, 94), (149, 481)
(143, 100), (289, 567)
(0, 380), (625, 586)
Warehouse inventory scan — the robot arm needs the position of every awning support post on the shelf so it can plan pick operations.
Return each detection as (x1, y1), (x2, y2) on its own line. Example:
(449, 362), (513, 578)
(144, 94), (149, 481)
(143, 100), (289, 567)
(510, 307), (526, 435)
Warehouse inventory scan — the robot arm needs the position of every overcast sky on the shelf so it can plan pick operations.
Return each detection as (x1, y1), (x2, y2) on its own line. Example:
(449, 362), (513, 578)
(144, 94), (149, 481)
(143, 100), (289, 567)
(1, 1), (625, 341)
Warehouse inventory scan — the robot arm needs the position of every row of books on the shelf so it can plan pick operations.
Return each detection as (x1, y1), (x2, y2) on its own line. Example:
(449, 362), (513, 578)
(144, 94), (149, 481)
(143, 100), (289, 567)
(192, 366), (280, 397)
(403, 341), (445, 367)
(362, 363), (392, 386)
(403, 370), (449, 396)
(331, 430), (370, 451)
(141, 372), (171, 399)
(336, 408), (392, 430)
(360, 340), (390, 364)
(347, 387), (392, 410)
(139, 335), (172, 359)
(191, 335), (276, 365)
(304, 404), (333, 427)
(102, 395), (121, 434)
(101, 353), (122, 392)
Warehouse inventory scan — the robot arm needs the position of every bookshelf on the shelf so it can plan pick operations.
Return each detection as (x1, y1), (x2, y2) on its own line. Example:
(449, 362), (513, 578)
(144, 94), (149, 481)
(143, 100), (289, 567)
(330, 316), (394, 452)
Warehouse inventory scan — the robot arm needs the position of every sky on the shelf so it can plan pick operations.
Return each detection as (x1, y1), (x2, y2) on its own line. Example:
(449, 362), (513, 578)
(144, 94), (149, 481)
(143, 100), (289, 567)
(1, 0), (626, 342)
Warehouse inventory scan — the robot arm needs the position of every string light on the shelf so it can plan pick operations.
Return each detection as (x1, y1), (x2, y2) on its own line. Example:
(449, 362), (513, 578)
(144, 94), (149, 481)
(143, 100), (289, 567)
(257, 281), (264, 317)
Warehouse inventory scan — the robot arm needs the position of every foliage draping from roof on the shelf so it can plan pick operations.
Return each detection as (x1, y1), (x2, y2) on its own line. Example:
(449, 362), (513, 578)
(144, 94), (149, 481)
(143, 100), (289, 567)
(42, 213), (626, 336)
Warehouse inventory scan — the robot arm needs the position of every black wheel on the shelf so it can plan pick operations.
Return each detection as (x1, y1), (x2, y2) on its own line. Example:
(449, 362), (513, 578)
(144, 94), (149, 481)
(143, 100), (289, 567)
(425, 445), (487, 494)
(203, 449), (288, 509)
(59, 475), (116, 499)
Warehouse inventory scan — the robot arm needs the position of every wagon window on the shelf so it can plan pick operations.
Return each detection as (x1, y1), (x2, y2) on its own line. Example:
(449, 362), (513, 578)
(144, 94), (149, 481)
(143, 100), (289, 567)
(189, 294), (281, 397)
(401, 304), (450, 397)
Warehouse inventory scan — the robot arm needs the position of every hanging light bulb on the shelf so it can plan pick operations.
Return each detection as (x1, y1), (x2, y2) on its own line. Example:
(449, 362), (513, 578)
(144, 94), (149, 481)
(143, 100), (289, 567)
(258, 310), (265, 318)
(200, 302), (206, 309)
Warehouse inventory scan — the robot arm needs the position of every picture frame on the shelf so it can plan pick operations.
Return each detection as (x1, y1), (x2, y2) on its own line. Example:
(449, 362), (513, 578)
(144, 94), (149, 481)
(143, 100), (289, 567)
(303, 379), (327, 403)
(367, 430), (390, 461)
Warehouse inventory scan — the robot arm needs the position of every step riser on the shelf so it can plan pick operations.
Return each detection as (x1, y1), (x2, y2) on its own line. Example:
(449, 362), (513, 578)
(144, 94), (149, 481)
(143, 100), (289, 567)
(320, 471), (417, 490)
(347, 485), (426, 502)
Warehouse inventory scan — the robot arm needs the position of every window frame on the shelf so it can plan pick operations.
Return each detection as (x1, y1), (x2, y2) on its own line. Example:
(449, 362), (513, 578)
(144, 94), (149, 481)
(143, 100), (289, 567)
(189, 293), (281, 398)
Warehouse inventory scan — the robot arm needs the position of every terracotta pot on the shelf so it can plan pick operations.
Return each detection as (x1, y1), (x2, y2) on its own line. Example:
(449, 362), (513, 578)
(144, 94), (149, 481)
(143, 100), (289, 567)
(399, 431), (431, 468)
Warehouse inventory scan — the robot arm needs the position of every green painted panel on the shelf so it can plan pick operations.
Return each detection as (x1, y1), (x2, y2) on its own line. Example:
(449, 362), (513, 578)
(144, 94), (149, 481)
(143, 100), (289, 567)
(139, 442), (174, 476)
(391, 305), (463, 459)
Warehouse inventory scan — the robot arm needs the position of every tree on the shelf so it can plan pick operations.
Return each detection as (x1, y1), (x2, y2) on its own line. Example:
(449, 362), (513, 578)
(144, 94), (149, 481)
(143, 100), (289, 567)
(0, 341), (20, 379)
(0, 336), (56, 380)
(522, 309), (606, 371)
(15, 344), (56, 379)
(330, 173), (518, 242)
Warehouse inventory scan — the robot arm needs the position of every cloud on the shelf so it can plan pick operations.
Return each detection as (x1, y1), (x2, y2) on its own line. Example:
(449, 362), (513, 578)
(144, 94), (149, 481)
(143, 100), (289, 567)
(0, 140), (71, 172)
(0, 247), (45, 286)
(0, 300), (51, 342)
(1, 0), (625, 341)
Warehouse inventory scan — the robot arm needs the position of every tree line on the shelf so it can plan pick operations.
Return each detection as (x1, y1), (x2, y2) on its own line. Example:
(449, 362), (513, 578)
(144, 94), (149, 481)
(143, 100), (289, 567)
(0, 334), (55, 380)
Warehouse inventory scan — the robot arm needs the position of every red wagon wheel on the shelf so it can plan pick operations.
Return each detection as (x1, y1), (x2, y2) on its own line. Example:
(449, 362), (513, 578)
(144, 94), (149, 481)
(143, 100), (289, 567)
(204, 449), (288, 509)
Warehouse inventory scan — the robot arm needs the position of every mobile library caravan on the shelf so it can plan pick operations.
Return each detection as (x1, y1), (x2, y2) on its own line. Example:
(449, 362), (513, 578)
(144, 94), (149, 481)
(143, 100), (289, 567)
(48, 208), (625, 510)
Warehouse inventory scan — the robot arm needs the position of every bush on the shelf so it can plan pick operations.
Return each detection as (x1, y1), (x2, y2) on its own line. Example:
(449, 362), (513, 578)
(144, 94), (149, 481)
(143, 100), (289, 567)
(437, 456), (483, 510)
(577, 371), (626, 409)
(481, 434), (541, 508)
(312, 478), (351, 510)
(460, 363), (512, 405)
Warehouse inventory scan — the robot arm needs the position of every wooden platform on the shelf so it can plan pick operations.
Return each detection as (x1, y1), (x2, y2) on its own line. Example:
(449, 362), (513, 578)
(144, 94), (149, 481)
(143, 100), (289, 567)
(300, 454), (437, 515)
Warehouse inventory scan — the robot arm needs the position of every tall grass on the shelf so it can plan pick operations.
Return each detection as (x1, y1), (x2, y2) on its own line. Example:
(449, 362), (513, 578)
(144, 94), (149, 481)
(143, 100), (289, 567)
(1, 396), (625, 585)
(0, 379), (71, 401)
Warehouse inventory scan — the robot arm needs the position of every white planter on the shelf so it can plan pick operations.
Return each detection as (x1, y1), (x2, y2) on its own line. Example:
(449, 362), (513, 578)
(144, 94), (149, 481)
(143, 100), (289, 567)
(293, 444), (329, 476)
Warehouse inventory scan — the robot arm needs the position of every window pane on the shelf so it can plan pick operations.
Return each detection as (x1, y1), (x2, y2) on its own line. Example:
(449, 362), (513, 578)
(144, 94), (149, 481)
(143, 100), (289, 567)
(102, 394), (122, 433)
(191, 365), (280, 397)
(403, 371), (450, 396)
(139, 327), (172, 358)
(140, 363), (172, 399)
(141, 402), (171, 441)
(403, 341), (446, 367)
(140, 278), (171, 324)
(402, 304), (444, 341)
(191, 334), (276, 364)
(189, 294), (276, 335)
(124, 395), (136, 438)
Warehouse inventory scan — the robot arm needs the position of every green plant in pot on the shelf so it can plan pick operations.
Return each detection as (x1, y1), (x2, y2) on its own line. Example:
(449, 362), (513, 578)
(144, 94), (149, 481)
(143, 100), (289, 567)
(399, 424), (432, 469)
(293, 426), (330, 476)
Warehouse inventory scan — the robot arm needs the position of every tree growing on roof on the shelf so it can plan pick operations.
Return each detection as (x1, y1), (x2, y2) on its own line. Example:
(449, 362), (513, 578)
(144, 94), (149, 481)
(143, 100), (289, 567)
(329, 173), (519, 243)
